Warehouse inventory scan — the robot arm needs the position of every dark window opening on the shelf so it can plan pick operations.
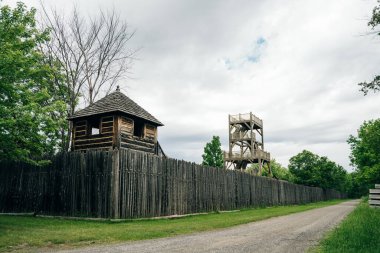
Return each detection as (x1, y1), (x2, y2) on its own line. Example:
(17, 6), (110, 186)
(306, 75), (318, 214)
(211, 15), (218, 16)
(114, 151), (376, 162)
(133, 120), (144, 138)
(88, 118), (100, 136)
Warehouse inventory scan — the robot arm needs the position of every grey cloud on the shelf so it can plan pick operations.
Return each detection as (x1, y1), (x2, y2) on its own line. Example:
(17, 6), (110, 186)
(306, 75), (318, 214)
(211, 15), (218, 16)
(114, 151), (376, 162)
(266, 121), (351, 144)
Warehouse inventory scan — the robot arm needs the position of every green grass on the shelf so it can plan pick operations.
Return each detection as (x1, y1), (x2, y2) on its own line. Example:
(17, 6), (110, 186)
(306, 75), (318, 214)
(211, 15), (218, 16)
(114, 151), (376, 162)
(313, 200), (380, 253)
(0, 199), (346, 252)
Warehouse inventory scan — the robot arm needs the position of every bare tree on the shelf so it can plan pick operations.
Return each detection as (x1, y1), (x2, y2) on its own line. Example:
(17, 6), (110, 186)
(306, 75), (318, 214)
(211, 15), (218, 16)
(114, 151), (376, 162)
(40, 4), (136, 149)
(42, 5), (135, 107)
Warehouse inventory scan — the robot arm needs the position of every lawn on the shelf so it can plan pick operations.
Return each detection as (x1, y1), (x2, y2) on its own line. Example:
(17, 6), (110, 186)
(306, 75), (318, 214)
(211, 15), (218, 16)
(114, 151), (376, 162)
(0, 199), (346, 252)
(313, 200), (380, 253)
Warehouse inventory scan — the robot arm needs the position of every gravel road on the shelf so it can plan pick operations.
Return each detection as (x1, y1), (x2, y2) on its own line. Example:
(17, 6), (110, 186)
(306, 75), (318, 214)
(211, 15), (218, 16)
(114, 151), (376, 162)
(53, 200), (358, 253)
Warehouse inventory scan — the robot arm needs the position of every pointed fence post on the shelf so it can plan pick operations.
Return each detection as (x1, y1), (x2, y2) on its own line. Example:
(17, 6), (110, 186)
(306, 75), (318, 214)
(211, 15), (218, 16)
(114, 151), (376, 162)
(111, 149), (120, 218)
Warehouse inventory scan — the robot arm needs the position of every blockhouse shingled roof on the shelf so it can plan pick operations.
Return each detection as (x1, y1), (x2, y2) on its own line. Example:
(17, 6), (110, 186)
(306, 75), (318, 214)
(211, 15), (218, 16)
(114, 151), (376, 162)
(68, 90), (163, 126)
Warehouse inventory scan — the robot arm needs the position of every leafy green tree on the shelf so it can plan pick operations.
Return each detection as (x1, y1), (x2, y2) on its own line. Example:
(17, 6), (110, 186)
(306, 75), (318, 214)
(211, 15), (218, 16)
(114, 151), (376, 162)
(202, 136), (224, 168)
(358, 1), (380, 94)
(245, 163), (260, 175)
(0, 2), (66, 164)
(261, 159), (294, 181)
(345, 172), (360, 198)
(347, 119), (380, 196)
(288, 150), (320, 186)
(247, 159), (293, 180)
(288, 150), (348, 192)
(315, 156), (348, 192)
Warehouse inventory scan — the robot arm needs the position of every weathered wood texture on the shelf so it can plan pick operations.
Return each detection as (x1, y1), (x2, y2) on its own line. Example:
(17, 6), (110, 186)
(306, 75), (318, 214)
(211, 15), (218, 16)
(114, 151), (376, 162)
(120, 133), (155, 154)
(0, 151), (113, 217)
(0, 149), (346, 218)
(72, 116), (114, 151)
(71, 114), (160, 156)
(369, 184), (380, 208)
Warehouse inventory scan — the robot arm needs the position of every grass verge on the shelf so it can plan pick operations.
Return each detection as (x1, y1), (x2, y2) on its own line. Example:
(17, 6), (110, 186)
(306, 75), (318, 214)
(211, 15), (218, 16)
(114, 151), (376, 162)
(0, 199), (346, 252)
(313, 199), (380, 253)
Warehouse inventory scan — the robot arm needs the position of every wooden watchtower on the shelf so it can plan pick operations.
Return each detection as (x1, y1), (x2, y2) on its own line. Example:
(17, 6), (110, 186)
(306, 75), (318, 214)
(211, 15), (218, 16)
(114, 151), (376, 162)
(68, 87), (166, 157)
(224, 112), (270, 175)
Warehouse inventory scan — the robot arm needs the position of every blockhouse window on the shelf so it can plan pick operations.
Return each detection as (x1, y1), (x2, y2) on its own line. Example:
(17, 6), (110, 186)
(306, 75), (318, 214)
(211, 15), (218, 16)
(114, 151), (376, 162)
(134, 120), (144, 138)
(88, 118), (100, 136)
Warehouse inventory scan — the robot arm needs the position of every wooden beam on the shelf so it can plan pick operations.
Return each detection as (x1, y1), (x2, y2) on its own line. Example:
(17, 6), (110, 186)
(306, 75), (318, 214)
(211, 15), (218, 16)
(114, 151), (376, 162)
(110, 149), (120, 218)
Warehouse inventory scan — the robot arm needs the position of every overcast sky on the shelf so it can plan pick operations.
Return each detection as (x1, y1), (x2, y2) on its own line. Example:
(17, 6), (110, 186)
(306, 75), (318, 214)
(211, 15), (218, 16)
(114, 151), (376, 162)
(8, 0), (380, 171)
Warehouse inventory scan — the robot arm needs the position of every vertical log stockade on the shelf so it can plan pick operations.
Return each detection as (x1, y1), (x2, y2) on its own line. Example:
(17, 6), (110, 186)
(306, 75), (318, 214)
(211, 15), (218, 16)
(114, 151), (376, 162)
(0, 149), (346, 219)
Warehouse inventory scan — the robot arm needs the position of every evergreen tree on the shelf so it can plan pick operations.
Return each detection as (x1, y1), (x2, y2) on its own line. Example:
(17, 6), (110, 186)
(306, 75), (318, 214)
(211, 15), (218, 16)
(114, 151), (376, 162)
(202, 136), (224, 168)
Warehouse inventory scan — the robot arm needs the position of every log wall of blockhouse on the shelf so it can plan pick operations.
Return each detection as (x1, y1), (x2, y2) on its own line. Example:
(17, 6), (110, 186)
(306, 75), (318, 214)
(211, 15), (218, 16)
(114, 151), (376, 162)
(0, 149), (346, 218)
(72, 116), (115, 151)
(120, 133), (155, 154)
(118, 115), (157, 154)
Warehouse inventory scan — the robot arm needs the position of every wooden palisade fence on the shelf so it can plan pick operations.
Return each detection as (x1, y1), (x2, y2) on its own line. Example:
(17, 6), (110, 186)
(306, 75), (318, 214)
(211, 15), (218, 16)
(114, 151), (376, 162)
(0, 149), (346, 219)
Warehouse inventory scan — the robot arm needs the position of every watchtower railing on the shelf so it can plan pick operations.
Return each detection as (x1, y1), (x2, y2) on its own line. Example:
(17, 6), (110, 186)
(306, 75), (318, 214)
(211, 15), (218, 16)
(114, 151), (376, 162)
(224, 150), (270, 161)
(231, 131), (256, 140)
(229, 113), (263, 127)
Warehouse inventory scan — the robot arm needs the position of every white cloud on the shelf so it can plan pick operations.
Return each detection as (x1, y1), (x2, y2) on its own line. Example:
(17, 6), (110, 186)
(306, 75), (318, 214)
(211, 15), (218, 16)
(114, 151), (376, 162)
(7, 0), (380, 171)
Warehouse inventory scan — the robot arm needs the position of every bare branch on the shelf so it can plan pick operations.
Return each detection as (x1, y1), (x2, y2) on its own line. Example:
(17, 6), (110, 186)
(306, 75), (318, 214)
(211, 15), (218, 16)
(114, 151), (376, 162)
(39, 3), (135, 107)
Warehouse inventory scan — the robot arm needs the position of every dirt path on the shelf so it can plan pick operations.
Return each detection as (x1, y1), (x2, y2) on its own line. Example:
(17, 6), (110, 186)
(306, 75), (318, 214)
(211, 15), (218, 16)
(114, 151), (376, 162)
(53, 200), (358, 253)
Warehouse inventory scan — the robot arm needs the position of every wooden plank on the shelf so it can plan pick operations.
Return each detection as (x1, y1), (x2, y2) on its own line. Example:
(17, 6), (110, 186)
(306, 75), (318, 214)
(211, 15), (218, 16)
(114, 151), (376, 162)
(120, 143), (155, 153)
(120, 135), (155, 145)
(111, 149), (120, 218)
(369, 200), (380, 205)
(75, 141), (113, 148)
(144, 124), (156, 140)
(75, 120), (87, 126)
(370, 189), (380, 194)
(101, 122), (114, 128)
(102, 126), (114, 132)
(74, 136), (113, 144)
(102, 116), (114, 122)
(120, 117), (134, 135)
(369, 194), (380, 200)
(75, 132), (113, 140)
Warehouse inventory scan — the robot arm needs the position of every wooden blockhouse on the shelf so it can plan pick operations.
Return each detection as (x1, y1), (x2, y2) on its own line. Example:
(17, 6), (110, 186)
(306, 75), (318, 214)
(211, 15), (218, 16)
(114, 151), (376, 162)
(68, 87), (166, 157)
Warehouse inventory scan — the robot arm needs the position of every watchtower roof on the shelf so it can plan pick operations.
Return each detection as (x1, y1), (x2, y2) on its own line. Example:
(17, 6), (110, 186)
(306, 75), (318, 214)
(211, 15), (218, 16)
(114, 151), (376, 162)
(68, 89), (163, 126)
